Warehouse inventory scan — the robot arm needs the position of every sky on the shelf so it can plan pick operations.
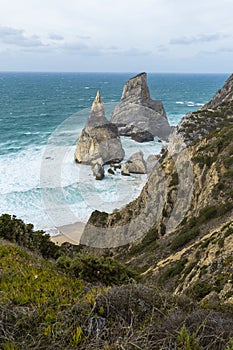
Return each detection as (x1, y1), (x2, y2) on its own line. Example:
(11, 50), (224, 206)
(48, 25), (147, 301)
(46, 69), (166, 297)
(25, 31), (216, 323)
(0, 0), (232, 73)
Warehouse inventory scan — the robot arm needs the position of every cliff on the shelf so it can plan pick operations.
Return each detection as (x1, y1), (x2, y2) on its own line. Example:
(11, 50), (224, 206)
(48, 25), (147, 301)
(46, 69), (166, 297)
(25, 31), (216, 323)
(177, 74), (233, 144)
(80, 74), (233, 304)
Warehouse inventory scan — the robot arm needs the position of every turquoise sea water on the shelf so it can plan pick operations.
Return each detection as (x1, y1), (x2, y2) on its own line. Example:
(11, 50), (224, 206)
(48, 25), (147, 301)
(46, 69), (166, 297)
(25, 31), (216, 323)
(0, 72), (229, 232)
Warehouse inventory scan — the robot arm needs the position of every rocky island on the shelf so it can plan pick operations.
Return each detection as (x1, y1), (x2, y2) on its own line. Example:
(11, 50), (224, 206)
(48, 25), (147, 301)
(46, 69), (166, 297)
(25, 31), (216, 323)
(74, 91), (125, 166)
(111, 72), (171, 142)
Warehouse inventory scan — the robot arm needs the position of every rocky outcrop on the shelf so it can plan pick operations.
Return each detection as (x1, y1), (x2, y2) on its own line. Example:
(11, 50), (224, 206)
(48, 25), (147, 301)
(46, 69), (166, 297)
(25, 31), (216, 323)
(74, 91), (125, 165)
(131, 130), (154, 143)
(111, 73), (171, 141)
(125, 151), (147, 174)
(80, 74), (233, 249)
(92, 163), (105, 180)
(146, 154), (160, 174)
(203, 73), (233, 109)
(177, 74), (233, 145)
(121, 163), (130, 176)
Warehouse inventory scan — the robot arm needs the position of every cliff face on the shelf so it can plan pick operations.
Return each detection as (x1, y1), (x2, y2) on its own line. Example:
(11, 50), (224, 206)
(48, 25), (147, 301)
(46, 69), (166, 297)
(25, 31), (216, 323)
(74, 91), (125, 165)
(81, 74), (233, 303)
(110, 72), (171, 140)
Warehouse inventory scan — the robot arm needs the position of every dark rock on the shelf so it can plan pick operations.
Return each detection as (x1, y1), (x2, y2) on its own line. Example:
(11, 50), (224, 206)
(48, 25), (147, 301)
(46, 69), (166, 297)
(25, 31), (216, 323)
(114, 164), (122, 170)
(131, 130), (154, 143)
(108, 168), (115, 175)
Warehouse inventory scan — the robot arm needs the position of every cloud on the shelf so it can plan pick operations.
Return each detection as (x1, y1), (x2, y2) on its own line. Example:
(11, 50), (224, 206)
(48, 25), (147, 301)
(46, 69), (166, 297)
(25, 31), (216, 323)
(170, 33), (229, 45)
(0, 26), (44, 47)
(76, 35), (91, 40)
(48, 33), (64, 41)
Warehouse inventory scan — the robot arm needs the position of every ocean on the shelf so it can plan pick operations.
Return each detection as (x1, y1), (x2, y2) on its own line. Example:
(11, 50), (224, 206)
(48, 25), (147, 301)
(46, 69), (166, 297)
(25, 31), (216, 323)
(0, 72), (229, 233)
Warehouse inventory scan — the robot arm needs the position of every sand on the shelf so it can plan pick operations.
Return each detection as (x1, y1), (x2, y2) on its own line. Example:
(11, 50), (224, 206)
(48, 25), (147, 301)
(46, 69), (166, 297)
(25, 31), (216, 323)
(51, 221), (85, 246)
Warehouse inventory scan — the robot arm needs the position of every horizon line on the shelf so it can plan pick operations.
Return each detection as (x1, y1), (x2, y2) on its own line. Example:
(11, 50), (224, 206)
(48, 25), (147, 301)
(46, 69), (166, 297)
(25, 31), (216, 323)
(0, 70), (231, 75)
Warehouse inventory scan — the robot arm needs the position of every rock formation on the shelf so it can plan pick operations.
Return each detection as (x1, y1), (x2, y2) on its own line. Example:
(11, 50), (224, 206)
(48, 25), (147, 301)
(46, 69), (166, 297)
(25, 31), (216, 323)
(124, 151), (147, 174)
(80, 73), (233, 251)
(146, 154), (160, 174)
(92, 163), (105, 180)
(111, 72), (171, 141)
(131, 130), (154, 143)
(74, 91), (125, 165)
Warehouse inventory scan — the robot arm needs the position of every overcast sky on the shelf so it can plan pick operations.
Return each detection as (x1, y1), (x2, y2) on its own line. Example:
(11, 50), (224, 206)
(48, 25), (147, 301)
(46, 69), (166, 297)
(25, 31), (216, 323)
(0, 0), (232, 73)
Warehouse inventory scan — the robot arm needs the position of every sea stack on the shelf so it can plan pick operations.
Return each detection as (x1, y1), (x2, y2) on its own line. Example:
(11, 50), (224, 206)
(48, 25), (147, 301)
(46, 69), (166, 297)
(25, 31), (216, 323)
(74, 91), (125, 164)
(111, 72), (171, 141)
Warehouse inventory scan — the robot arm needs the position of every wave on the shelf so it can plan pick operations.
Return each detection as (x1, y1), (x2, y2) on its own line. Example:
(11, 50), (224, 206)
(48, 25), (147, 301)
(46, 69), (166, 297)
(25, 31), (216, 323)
(176, 101), (205, 107)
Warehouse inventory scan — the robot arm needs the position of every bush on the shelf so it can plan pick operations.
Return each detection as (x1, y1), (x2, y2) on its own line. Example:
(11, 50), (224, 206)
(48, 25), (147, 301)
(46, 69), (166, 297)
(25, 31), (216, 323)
(171, 227), (200, 251)
(177, 324), (201, 350)
(0, 214), (60, 259)
(199, 206), (217, 222)
(57, 253), (138, 285)
(159, 258), (188, 283)
(188, 280), (212, 301)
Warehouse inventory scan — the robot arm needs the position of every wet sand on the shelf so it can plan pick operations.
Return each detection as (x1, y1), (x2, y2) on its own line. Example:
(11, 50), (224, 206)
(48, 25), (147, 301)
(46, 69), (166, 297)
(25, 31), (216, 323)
(51, 221), (85, 246)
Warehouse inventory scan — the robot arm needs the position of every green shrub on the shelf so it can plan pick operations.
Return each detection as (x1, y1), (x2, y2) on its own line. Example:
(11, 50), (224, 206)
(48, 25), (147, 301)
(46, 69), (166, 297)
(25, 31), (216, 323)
(159, 258), (188, 283)
(0, 214), (60, 259)
(56, 253), (138, 285)
(129, 227), (159, 255)
(223, 170), (233, 178)
(90, 210), (108, 226)
(224, 157), (233, 169)
(199, 206), (217, 222)
(171, 227), (200, 251)
(177, 324), (201, 350)
(225, 338), (233, 350)
(170, 172), (179, 187)
(189, 280), (212, 301)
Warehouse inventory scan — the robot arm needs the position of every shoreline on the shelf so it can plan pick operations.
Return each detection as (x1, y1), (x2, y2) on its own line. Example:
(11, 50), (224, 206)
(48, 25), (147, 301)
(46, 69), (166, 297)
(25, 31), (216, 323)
(51, 221), (85, 246)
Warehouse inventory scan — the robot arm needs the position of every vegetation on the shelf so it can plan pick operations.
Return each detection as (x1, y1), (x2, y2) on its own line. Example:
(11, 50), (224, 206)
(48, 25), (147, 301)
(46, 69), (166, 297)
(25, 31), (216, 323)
(0, 214), (60, 259)
(56, 253), (138, 285)
(1, 80), (233, 348)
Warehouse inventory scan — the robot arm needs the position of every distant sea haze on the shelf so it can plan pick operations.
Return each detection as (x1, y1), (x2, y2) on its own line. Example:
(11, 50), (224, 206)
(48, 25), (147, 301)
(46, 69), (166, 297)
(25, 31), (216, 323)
(0, 72), (229, 233)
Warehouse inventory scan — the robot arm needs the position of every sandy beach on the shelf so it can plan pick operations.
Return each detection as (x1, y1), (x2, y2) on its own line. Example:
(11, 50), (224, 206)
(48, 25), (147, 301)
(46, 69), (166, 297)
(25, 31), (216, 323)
(51, 221), (86, 246)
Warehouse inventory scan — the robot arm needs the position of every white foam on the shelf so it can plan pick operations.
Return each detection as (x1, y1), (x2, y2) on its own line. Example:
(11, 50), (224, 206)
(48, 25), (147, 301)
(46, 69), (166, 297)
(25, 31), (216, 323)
(0, 103), (164, 232)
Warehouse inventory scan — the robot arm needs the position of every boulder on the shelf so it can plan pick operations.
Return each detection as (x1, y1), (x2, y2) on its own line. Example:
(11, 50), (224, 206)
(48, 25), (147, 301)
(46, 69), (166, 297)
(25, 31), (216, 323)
(92, 163), (105, 180)
(126, 151), (147, 174)
(75, 91), (125, 165)
(131, 130), (154, 143)
(121, 163), (130, 176)
(108, 168), (115, 175)
(111, 72), (171, 141)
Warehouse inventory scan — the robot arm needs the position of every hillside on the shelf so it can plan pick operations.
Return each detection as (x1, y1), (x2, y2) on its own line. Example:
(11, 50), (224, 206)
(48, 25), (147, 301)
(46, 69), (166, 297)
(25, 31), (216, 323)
(81, 74), (233, 302)
(1, 74), (233, 349)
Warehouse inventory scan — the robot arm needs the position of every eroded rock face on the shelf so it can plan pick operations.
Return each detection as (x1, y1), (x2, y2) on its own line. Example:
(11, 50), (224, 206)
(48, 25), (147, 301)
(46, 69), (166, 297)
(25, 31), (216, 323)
(74, 91), (125, 165)
(111, 73), (171, 141)
(80, 73), (233, 248)
(146, 154), (160, 174)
